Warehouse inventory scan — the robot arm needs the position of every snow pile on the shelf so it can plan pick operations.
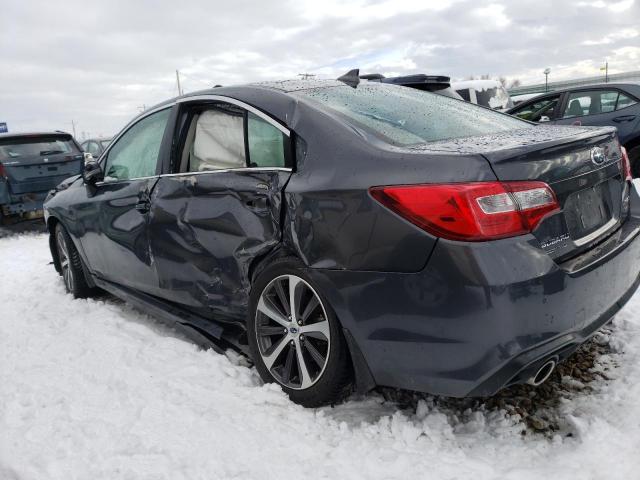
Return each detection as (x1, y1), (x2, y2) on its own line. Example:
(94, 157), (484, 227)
(2, 234), (640, 479)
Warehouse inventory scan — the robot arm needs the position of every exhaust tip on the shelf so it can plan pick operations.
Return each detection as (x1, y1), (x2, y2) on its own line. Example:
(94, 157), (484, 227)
(527, 360), (556, 386)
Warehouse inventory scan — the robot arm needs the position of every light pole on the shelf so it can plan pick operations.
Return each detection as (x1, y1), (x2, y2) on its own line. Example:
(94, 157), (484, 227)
(543, 68), (551, 92)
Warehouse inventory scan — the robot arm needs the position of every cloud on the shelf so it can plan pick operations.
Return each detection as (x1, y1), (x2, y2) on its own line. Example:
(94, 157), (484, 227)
(0, 0), (638, 137)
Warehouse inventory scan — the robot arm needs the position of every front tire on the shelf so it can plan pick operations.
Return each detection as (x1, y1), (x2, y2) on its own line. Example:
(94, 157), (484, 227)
(248, 257), (352, 407)
(54, 224), (93, 298)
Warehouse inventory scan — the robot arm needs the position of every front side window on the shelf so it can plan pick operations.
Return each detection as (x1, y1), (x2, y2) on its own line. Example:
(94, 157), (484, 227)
(183, 104), (286, 172)
(511, 95), (560, 122)
(104, 108), (170, 181)
(296, 83), (527, 146)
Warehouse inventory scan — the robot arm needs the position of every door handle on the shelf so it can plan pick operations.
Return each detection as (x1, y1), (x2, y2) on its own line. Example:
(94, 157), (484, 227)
(135, 200), (150, 213)
(245, 196), (270, 210)
(613, 115), (636, 123)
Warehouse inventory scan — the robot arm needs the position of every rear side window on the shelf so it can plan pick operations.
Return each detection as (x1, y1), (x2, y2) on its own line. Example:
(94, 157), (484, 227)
(248, 112), (285, 167)
(181, 104), (287, 172)
(562, 90), (636, 118)
(296, 83), (526, 146)
(104, 108), (170, 181)
(0, 136), (78, 161)
(456, 88), (471, 102)
(617, 93), (637, 110)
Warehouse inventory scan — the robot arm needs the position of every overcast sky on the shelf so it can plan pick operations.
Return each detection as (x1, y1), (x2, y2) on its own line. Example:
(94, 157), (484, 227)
(1, 0), (638, 138)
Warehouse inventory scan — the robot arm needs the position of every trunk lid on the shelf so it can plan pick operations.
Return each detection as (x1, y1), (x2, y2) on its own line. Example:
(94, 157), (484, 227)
(0, 134), (84, 194)
(410, 125), (628, 261)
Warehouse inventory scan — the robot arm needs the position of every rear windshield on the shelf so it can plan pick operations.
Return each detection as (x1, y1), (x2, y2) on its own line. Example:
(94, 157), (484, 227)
(0, 136), (78, 160)
(100, 139), (111, 149)
(295, 83), (526, 145)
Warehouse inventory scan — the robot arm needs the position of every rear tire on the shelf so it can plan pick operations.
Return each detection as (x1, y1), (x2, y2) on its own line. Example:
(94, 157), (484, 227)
(628, 145), (640, 179)
(54, 224), (93, 298)
(248, 257), (352, 407)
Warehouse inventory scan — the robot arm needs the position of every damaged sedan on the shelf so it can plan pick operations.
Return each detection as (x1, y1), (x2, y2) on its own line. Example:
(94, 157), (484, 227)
(44, 78), (640, 407)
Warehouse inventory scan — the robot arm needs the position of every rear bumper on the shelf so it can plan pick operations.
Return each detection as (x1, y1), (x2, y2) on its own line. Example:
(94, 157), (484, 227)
(0, 186), (48, 215)
(307, 182), (640, 397)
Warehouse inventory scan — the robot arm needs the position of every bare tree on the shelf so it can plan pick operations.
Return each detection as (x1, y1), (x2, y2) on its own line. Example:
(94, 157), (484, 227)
(509, 79), (522, 89)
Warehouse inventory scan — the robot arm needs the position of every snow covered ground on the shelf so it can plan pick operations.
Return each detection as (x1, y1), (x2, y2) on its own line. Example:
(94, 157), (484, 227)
(2, 233), (640, 480)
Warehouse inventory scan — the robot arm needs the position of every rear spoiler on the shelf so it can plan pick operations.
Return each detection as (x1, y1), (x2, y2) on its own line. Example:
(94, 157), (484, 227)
(362, 73), (452, 87)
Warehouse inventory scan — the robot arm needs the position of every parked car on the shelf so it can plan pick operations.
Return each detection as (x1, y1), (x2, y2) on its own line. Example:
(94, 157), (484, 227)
(44, 79), (640, 407)
(80, 137), (112, 161)
(360, 72), (464, 100)
(0, 132), (83, 223)
(452, 79), (514, 110)
(508, 83), (640, 175)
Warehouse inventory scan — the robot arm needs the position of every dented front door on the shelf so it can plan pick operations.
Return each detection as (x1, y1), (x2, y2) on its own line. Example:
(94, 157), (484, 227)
(147, 168), (290, 321)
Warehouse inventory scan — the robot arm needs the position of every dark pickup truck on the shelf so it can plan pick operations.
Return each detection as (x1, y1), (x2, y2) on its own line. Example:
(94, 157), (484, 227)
(0, 132), (83, 222)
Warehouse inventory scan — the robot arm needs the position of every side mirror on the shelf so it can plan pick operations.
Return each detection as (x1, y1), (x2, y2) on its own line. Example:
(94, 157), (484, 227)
(83, 160), (103, 185)
(83, 152), (94, 163)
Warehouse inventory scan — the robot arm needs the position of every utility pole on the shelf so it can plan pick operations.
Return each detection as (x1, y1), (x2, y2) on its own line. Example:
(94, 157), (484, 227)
(71, 120), (77, 139)
(543, 68), (551, 92)
(176, 70), (183, 96)
(599, 61), (609, 83)
(298, 73), (316, 80)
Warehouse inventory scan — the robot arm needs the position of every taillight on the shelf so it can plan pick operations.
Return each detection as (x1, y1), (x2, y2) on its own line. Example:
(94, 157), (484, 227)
(369, 181), (560, 241)
(0, 162), (6, 178)
(621, 146), (632, 181)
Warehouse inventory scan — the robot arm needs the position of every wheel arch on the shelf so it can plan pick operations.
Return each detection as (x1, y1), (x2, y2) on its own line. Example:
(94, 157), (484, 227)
(47, 216), (62, 274)
(46, 215), (96, 288)
(248, 248), (376, 394)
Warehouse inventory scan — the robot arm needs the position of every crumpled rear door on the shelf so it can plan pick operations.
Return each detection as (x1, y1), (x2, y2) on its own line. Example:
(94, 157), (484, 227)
(147, 168), (291, 322)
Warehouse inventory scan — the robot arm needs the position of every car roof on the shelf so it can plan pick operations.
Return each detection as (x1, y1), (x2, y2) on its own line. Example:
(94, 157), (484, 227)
(126, 79), (357, 126)
(538, 82), (640, 95)
(153, 79), (350, 106)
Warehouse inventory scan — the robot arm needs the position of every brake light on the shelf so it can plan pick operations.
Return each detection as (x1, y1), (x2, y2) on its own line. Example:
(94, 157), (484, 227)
(369, 181), (560, 241)
(0, 162), (6, 178)
(621, 146), (632, 181)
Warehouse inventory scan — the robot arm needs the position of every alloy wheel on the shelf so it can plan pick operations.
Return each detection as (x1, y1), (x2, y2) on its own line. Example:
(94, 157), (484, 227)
(255, 274), (331, 390)
(56, 230), (74, 292)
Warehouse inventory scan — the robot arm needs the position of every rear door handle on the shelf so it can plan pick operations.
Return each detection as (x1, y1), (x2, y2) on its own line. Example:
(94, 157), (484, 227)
(135, 200), (150, 213)
(613, 115), (636, 123)
(245, 196), (270, 210)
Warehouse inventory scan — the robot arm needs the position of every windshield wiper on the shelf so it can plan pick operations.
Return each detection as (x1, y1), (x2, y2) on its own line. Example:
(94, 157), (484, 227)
(40, 150), (64, 156)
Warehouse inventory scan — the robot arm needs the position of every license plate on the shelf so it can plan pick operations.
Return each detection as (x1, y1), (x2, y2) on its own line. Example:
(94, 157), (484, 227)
(576, 186), (608, 231)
